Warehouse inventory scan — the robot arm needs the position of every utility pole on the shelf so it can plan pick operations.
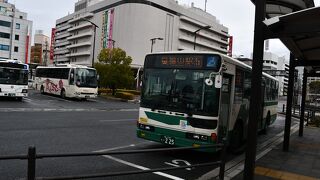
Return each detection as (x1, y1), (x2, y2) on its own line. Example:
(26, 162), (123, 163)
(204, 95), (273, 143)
(194, 25), (211, 50)
(44, 41), (48, 66)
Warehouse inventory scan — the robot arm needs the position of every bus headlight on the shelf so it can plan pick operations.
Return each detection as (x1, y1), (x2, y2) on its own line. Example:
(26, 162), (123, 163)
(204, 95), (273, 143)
(22, 89), (28, 93)
(186, 133), (209, 142)
(138, 123), (155, 132)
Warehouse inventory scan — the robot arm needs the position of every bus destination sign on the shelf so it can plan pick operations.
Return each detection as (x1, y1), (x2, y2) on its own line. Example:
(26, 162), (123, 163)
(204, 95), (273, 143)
(145, 54), (221, 70)
(160, 56), (203, 68)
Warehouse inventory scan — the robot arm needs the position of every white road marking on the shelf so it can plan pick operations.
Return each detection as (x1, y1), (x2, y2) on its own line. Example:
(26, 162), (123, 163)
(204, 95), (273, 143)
(99, 119), (135, 123)
(103, 155), (184, 180)
(95, 141), (184, 180)
(0, 108), (139, 112)
(165, 160), (192, 171)
(94, 144), (136, 153)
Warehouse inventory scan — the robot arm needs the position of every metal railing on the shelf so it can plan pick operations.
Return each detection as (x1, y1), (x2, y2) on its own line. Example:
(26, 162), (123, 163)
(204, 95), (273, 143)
(282, 104), (314, 124)
(0, 142), (227, 180)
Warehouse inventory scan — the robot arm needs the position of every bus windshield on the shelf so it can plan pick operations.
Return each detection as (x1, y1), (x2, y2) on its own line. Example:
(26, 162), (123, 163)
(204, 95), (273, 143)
(141, 68), (220, 116)
(0, 67), (28, 85)
(75, 68), (98, 88)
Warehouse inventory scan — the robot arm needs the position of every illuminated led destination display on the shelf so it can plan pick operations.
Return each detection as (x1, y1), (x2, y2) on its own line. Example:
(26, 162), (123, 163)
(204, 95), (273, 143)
(145, 54), (221, 70)
(160, 56), (203, 68)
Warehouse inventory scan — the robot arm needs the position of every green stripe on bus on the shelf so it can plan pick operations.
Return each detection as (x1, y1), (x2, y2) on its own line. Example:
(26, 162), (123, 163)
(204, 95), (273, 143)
(145, 111), (186, 125)
(264, 101), (278, 106)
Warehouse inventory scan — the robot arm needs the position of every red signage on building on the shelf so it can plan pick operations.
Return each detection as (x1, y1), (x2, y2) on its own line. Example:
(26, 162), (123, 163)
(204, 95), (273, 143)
(228, 36), (233, 57)
(50, 28), (56, 61)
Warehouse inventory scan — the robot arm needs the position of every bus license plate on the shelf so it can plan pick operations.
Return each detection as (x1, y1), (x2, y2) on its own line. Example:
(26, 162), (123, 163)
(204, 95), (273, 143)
(161, 136), (175, 145)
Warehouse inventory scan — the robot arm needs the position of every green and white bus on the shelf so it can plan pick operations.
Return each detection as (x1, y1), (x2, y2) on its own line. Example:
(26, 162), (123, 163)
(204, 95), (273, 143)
(137, 51), (278, 151)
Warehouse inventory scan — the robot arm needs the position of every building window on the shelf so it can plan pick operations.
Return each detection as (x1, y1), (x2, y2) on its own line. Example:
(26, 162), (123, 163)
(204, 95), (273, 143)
(0, 20), (11, 27)
(15, 34), (19, 40)
(0, 44), (10, 51)
(14, 46), (18, 52)
(16, 23), (20, 29)
(20, 16), (23, 19)
(0, 32), (10, 39)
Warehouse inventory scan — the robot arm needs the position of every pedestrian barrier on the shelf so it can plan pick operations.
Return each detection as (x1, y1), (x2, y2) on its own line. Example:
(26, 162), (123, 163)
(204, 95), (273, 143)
(0, 141), (227, 180)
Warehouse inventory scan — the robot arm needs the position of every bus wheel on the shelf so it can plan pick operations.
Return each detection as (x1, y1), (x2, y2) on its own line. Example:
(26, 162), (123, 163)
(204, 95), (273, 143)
(262, 112), (271, 135)
(40, 86), (45, 94)
(230, 121), (243, 153)
(61, 89), (66, 99)
(17, 97), (22, 101)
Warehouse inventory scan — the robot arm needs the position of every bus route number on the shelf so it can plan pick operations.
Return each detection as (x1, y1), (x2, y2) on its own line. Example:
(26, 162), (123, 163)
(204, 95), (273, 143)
(161, 136), (175, 145)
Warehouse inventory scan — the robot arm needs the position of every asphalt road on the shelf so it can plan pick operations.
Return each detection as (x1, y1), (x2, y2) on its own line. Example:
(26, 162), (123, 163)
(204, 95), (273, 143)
(0, 91), (297, 180)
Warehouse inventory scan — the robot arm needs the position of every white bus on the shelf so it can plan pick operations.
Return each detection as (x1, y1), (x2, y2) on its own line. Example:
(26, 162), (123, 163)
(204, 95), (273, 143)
(137, 51), (279, 152)
(34, 65), (98, 99)
(0, 60), (29, 101)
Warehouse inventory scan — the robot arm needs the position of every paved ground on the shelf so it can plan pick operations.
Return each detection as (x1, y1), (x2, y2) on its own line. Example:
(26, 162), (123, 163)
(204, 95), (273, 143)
(232, 126), (320, 180)
(0, 91), (301, 180)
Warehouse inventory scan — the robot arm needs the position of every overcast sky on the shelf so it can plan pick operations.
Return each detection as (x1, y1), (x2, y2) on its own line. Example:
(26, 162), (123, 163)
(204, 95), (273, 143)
(11, 0), (320, 59)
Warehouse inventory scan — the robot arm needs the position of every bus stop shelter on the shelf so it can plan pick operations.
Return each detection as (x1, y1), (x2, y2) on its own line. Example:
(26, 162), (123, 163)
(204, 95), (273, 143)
(244, 0), (320, 179)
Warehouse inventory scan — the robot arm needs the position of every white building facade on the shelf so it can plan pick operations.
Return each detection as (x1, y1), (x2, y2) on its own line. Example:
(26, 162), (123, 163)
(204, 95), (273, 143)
(262, 52), (289, 96)
(0, 0), (32, 63)
(54, 0), (229, 67)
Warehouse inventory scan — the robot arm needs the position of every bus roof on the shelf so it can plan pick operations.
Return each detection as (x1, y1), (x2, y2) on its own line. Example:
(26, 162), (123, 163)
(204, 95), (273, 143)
(36, 64), (95, 70)
(146, 51), (278, 82)
(0, 59), (24, 64)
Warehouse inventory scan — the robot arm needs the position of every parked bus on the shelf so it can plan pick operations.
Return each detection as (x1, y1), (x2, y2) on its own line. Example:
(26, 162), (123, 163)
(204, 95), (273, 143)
(137, 51), (278, 151)
(34, 64), (98, 99)
(0, 60), (29, 101)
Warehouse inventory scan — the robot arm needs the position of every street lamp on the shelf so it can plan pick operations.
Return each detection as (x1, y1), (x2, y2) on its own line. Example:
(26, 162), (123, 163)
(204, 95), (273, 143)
(81, 18), (99, 67)
(106, 38), (116, 48)
(193, 25), (211, 50)
(150, 37), (163, 53)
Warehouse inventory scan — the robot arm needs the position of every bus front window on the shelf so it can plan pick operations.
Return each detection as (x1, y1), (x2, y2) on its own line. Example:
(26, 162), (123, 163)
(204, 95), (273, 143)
(0, 68), (28, 85)
(141, 69), (220, 116)
(75, 68), (98, 88)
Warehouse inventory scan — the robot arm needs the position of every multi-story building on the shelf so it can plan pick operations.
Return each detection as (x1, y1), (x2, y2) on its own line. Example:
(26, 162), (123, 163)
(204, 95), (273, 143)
(54, 0), (229, 68)
(238, 52), (291, 96)
(262, 52), (290, 96)
(0, 0), (32, 63)
(30, 30), (50, 65)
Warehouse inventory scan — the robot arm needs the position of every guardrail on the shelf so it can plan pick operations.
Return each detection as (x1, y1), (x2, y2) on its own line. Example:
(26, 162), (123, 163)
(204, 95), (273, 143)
(281, 104), (315, 125)
(0, 142), (227, 180)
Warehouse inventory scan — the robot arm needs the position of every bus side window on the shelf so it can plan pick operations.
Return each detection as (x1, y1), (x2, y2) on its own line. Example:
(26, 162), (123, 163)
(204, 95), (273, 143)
(70, 69), (75, 85)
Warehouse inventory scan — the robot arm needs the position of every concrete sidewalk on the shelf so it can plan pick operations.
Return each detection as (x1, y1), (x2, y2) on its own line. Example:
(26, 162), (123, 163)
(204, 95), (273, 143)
(233, 126), (320, 180)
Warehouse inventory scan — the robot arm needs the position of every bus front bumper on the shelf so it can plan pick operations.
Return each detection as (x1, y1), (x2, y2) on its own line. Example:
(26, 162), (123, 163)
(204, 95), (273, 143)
(0, 92), (28, 97)
(0, 92), (27, 97)
(136, 129), (219, 152)
(74, 93), (97, 99)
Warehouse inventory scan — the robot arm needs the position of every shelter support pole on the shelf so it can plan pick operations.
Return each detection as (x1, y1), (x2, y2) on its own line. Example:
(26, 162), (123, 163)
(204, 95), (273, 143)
(299, 69), (308, 137)
(243, 0), (266, 179)
(283, 54), (295, 151)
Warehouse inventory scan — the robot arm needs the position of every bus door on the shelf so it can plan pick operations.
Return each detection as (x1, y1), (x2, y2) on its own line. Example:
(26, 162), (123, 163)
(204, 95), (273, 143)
(218, 74), (233, 141)
(259, 83), (266, 130)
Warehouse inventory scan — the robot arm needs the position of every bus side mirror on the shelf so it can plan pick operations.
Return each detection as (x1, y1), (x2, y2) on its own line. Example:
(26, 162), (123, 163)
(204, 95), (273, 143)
(205, 78), (213, 86)
(97, 75), (100, 81)
(70, 73), (74, 79)
(215, 75), (222, 88)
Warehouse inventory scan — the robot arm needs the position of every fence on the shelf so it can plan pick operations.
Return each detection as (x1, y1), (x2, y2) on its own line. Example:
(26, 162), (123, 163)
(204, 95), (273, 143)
(0, 142), (227, 180)
(282, 104), (317, 124)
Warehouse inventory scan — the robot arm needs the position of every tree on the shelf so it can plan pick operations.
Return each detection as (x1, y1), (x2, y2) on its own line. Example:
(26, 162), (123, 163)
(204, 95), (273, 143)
(95, 48), (134, 95)
(309, 81), (320, 94)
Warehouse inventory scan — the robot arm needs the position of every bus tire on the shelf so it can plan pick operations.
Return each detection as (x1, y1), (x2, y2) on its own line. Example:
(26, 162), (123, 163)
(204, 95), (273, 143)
(61, 89), (66, 99)
(40, 86), (45, 94)
(262, 112), (271, 135)
(229, 121), (243, 153)
(17, 97), (22, 101)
